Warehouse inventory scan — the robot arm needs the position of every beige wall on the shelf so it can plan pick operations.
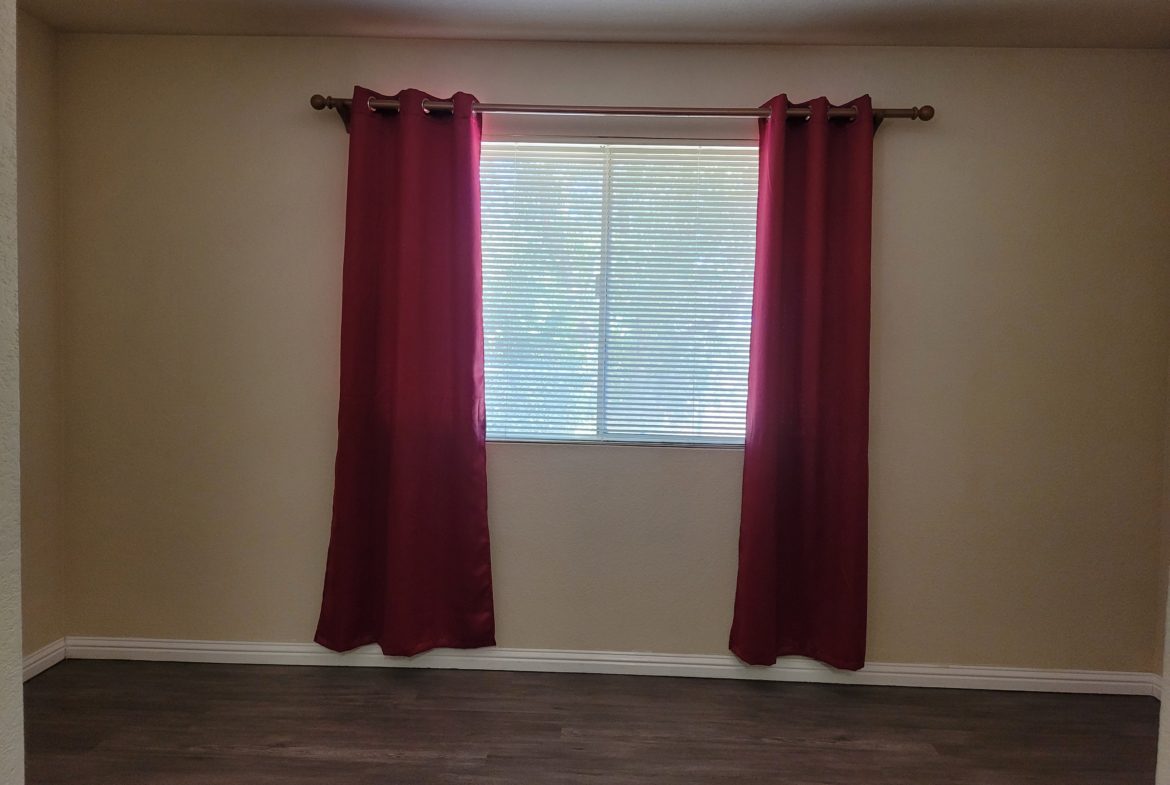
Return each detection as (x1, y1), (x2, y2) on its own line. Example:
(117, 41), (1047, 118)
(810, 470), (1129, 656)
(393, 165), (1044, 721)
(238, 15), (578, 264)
(1162, 356), (1170, 667)
(17, 11), (64, 657)
(54, 35), (1170, 672)
(0, 0), (25, 777)
(1158, 361), (1170, 782)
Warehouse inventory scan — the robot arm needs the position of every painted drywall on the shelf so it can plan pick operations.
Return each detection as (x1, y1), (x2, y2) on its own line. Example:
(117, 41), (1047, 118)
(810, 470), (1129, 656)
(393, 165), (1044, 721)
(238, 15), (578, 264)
(0, 0), (25, 778)
(1158, 361), (1170, 783)
(55, 36), (1170, 672)
(1162, 355), (1170, 664)
(17, 10), (64, 657)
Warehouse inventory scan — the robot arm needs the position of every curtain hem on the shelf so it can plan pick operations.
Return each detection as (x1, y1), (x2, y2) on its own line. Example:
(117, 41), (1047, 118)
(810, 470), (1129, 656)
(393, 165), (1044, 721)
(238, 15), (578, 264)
(314, 631), (498, 657)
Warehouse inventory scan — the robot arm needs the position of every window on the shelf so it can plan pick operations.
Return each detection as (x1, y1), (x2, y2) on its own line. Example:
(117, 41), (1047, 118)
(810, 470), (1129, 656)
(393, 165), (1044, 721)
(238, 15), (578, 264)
(480, 142), (758, 445)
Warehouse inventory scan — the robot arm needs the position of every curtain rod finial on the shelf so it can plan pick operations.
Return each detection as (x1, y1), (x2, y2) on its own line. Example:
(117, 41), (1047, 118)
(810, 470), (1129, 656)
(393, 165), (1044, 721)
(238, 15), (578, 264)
(310, 94), (329, 110)
(915, 105), (935, 121)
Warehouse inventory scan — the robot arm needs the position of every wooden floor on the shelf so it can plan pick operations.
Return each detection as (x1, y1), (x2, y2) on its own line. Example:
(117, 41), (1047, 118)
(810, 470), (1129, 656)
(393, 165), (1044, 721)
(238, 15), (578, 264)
(24, 660), (1157, 784)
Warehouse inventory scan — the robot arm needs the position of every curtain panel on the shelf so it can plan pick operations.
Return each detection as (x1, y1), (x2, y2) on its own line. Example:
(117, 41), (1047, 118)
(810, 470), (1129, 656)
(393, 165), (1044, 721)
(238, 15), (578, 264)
(315, 87), (496, 656)
(730, 95), (875, 671)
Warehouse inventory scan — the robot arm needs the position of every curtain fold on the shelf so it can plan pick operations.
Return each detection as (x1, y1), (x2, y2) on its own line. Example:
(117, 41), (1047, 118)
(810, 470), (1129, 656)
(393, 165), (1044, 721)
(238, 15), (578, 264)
(730, 95), (874, 671)
(315, 86), (495, 656)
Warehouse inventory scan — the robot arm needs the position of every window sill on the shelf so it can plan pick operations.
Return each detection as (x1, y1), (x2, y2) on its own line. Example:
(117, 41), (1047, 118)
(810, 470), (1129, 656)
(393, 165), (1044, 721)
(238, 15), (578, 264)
(486, 438), (745, 451)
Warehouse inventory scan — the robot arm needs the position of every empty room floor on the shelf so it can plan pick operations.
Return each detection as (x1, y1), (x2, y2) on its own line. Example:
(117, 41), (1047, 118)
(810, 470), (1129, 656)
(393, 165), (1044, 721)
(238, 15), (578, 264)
(24, 660), (1156, 784)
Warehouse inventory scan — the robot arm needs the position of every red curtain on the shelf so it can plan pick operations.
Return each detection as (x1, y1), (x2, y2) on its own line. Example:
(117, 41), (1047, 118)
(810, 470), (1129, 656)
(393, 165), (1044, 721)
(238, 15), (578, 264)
(315, 87), (495, 656)
(730, 95), (874, 671)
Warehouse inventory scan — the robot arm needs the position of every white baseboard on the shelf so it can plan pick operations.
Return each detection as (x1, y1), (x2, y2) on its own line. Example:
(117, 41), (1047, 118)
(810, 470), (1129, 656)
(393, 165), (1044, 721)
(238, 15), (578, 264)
(37, 636), (1160, 698)
(22, 638), (66, 681)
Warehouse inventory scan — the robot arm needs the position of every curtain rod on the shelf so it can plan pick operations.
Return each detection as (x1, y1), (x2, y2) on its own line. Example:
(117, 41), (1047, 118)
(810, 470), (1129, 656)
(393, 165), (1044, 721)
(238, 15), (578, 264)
(309, 94), (935, 121)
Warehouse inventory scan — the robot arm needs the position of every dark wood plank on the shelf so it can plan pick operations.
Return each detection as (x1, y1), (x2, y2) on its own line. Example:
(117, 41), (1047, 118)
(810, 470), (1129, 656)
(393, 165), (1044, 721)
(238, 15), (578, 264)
(23, 660), (1157, 784)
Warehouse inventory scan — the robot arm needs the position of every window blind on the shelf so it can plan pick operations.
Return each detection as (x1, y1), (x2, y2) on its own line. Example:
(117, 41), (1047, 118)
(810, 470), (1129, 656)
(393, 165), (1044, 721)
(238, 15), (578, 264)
(480, 142), (758, 444)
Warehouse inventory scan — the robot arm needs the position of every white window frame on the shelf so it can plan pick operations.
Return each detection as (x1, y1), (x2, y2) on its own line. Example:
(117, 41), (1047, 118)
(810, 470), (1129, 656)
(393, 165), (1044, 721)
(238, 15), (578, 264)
(480, 138), (758, 449)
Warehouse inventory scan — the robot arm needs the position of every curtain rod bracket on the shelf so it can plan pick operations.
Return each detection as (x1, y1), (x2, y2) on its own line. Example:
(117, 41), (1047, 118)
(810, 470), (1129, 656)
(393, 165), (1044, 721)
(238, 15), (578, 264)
(311, 94), (351, 130)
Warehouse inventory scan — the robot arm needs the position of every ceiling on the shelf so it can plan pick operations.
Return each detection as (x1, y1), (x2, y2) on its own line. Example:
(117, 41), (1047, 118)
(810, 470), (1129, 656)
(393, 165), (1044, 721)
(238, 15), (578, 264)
(19, 0), (1170, 48)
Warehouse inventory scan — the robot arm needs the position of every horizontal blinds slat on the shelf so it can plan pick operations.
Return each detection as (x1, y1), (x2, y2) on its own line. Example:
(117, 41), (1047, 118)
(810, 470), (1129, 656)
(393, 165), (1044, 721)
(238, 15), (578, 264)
(480, 142), (756, 444)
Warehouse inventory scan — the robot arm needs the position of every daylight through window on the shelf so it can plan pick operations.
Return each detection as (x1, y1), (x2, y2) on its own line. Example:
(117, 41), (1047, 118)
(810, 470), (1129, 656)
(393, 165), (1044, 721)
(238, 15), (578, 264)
(480, 142), (758, 444)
